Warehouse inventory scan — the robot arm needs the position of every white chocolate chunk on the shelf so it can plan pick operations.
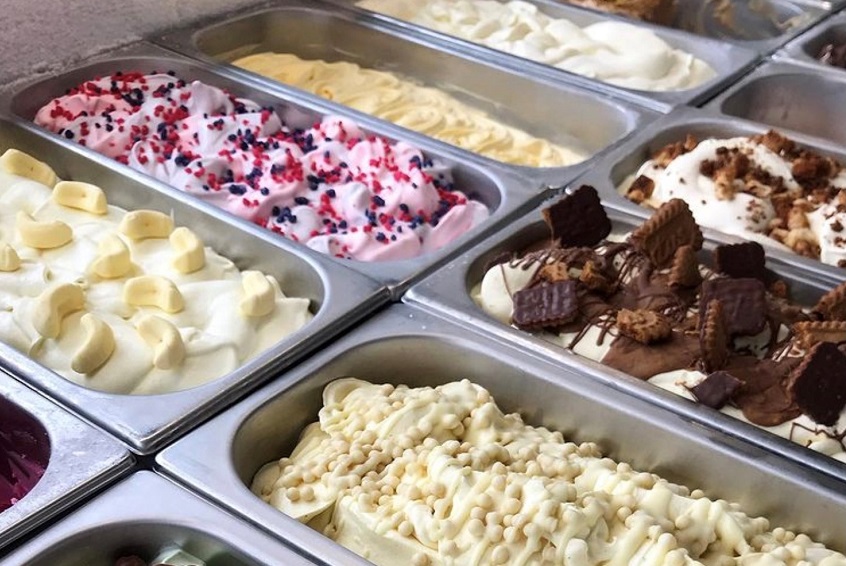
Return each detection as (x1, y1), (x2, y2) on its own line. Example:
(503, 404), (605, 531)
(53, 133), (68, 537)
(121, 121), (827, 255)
(136, 314), (185, 370)
(0, 149), (58, 187)
(119, 210), (174, 240)
(91, 234), (132, 279)
(123, 275), (184, 313)
(32, 283), (85, 339)
(17, 211), (72, 249)
(169, 227), (205, 274)
(0, 243), (21, 272)
(71, 314), (115, 374)
(53, 181), (107, 214)
(240, 270), (275, 317)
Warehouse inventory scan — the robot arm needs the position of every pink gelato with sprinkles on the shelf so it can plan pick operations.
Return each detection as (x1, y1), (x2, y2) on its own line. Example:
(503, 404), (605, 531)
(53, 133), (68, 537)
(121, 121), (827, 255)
(34, 72), (490, 262)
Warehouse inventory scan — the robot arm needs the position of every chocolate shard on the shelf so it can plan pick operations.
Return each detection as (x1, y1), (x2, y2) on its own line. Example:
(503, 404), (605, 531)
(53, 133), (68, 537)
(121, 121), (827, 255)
(814, 281), (846, 321)
(512, 280), (579, 330)
(793, 320), (846, 349)
(788, 342), (846, 426)
(699, 278), (767, 337)
(700, 300), (729, 372)
(616, 308), (672, 344)
(690, 371), (742, 409)
(669, 245), (702, 288)
(541, 185), (611, 247)
(630, 199), (704, 267)
(714, 242), (767, 282)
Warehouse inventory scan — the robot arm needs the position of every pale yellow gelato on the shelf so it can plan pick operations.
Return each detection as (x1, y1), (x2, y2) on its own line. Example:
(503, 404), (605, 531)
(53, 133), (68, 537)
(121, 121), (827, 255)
(252, 378), (846, 565)
(0, 149), (312, 395)
(232, 52), (585, 168)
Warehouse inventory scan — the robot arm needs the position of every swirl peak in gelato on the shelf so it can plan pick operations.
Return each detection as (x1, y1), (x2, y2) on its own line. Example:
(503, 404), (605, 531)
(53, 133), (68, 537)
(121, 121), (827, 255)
(34, 72), (489, 262)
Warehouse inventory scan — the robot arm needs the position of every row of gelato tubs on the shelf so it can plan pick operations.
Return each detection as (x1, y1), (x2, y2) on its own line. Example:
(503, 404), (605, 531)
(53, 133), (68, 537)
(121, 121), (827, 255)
(2, 0), (846, 562)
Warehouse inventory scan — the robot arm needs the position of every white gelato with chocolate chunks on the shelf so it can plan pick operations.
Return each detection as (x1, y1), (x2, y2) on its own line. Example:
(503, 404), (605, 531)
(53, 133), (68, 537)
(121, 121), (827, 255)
(252, 378), (846, 565)
(621, 131), (846, 269)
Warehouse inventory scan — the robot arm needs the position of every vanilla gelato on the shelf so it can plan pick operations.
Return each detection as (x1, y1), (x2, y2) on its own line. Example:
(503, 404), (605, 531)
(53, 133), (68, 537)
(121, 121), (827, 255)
(621, 131), (846, 268)
(253, 378), (846, 565)
(356, 0), (716, 92)
(474, 188), (846, 462)
(0, 148), (312, 395)
(232, 52), (586, 168)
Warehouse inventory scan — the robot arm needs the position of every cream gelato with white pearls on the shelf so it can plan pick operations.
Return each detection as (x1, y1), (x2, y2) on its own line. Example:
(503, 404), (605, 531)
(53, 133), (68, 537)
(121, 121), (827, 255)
(0, 149), (312, 394)
(252, 378), (846, 565)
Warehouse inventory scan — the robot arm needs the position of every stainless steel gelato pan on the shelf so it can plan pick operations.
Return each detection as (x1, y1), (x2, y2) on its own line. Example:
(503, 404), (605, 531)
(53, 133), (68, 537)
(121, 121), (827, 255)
(0, 471), (317, 565)
(777, 12), (846, 68)
(0, 373), (133, 551)
(707, 60), (846, 147)
(573, 105), (846, 284)
(322, 0), (760, 109)
(158, 305), (846, 565)
(405, 195), (846, 484)
(153, 0), (657, 184)
(656, 0), (826, 49)
(0, 116), (387, 454)
(5, 40), (558, 295)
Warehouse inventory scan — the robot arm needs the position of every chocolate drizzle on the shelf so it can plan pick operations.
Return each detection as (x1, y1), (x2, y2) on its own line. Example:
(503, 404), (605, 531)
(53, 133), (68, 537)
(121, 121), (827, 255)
(497, 192), (846, 433)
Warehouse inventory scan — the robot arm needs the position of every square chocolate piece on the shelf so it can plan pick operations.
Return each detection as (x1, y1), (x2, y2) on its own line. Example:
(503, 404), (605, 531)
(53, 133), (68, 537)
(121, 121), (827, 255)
(690, 371), (742, 409)
(714, 242), (767, 282)
(512, 280), (579, 330)
(788, 342), (846, 426)
(542, 185), (611, 247)
(699, 278), (767, 337)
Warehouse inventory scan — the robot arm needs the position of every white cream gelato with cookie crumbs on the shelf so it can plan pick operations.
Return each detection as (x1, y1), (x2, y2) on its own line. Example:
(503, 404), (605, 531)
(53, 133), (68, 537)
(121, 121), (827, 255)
(621, 135), (846, 269)
(252, 378), (846, 565)
(0, 151), (312, 395)
(356, 0), (716, 92)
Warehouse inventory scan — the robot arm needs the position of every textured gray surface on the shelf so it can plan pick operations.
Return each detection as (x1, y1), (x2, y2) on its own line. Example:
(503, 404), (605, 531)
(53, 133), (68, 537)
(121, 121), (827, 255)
(0, 0), (267, 84)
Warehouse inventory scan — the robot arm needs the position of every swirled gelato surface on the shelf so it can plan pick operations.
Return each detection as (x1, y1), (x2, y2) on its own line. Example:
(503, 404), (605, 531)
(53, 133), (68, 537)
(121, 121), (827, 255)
(0, 149), (312, 395)
(0, 401), (48, 512)
(34, 72), (488, 262)
(356, 0), (715, 92)
(474, 187), (846, 462)
(252, 377), (846, 565)
(621, 131), (846, 269)
(232, 52), (585, 168)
